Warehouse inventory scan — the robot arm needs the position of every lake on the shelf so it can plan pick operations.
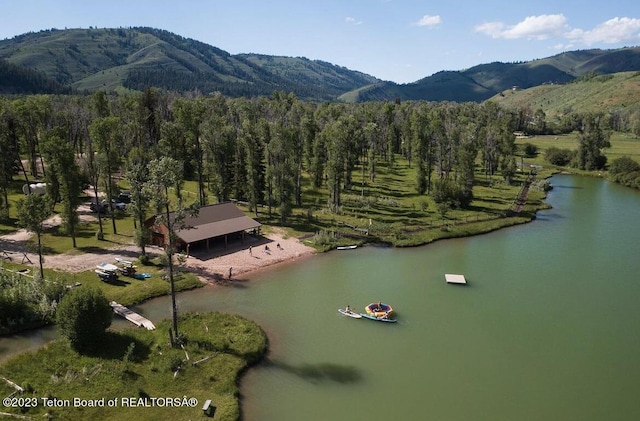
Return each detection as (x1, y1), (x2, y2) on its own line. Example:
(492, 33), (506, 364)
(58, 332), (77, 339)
(2, 174), (639, 420)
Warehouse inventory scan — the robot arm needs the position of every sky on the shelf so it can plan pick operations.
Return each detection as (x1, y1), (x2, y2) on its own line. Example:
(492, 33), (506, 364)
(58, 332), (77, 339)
(1, 0), (639, 84)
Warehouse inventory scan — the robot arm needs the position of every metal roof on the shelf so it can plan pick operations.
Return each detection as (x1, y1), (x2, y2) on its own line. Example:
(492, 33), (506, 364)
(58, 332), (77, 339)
(155, 202), (261, 244)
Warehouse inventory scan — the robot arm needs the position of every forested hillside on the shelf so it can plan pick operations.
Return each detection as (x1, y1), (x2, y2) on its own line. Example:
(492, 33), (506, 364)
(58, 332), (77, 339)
(340, 47), (640, 103)
(0, 27), (380, 100)
(0, 58), (72, 94)
(1, 27), (639, 102)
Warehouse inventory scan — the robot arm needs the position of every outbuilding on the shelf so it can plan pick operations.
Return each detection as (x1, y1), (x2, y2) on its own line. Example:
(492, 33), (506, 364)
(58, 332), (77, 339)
(145, 202), (261, 252)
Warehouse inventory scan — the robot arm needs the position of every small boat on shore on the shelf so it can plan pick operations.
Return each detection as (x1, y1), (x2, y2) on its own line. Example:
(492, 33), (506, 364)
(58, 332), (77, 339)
(96, 262), (119, 282)
(97, 262), (118, 272)
(336, 245), (357, 250)
(115, 258), (137, 277)
(95, 269), (118, 282)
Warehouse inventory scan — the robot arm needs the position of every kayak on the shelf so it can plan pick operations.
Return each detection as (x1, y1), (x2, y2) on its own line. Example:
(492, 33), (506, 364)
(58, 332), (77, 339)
(336, 245), (357, 250)
(359, 313), (397, 323)
(338, 308), (362, 319)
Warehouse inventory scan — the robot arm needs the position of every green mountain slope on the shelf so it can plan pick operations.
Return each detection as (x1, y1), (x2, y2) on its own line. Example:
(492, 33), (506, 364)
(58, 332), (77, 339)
(0, 58), (72, 94)
(2, 27), (639, 103)
(487, 71), (640, 122)
(0, 27), (380, 100)
(237, 54), (379, 95)
(341, 47), (640, 103)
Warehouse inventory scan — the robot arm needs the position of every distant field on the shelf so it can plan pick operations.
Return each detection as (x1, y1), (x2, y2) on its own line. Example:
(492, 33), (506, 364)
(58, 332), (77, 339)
(515, 132), (640, 165)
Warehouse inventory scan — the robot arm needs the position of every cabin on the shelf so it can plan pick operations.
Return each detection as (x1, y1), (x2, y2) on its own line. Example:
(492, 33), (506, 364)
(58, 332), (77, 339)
(145, 202), (261, 252)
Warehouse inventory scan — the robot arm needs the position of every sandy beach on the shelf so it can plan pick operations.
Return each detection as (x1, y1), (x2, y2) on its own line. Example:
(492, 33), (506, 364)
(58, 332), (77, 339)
(184, 228), (316, 283)
(1, 222), (316, 283)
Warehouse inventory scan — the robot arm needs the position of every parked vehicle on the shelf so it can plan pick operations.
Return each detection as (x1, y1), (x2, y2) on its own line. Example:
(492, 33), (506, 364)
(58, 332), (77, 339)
(89, 198), (108, 213)
(117, 191), (131, 204)
(111, 199), (126, 211)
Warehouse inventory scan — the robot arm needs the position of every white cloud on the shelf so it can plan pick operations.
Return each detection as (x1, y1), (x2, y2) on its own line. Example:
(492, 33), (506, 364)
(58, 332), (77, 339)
(474, 21), (506, 38)
(566, 17), (640, 45)
(476, 14), (640, 46)
(552, 42), (575, 51)
(475, 14), (568, 40)
(415, 15), (441, 27)
(345, 17), (363, 25)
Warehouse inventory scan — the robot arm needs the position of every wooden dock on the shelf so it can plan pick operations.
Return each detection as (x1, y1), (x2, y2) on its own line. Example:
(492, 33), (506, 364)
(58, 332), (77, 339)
(110, 301), (156, 330)
(445, 273), (467, 285)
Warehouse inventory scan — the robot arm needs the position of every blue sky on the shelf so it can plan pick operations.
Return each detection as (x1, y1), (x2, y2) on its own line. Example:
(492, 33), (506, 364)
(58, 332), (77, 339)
(1, 0), (639, 83)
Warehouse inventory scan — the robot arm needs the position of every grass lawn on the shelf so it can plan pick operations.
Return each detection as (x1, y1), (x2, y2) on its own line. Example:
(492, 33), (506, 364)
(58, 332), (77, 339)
(254, 156), (553, 248)
(0, 312), (267, 421)
(515, 132), (640, 166)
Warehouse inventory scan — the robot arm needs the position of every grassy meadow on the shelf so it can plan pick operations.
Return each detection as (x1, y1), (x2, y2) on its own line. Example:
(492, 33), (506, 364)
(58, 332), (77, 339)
(515, 131), (640, 166)
(0, 312), (267, 421)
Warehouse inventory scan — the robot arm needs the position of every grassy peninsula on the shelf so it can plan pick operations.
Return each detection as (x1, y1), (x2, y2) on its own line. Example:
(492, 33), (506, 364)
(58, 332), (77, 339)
(0, 312), (267, 421)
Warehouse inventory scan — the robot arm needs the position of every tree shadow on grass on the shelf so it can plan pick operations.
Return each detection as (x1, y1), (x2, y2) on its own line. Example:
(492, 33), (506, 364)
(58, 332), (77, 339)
(0, 218), (19, 235)
(80, 331), (151, 362)
(74, 246), (141, 257)
(47, 225), (95, 239)
(265, 358), (363, 384)
(102, 277), (132, 286)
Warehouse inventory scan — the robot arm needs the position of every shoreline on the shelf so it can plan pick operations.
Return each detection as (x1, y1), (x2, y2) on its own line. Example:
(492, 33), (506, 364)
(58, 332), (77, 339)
(1, 212), (544, 288)
(184, 228), (316, 286)
(0, 227), (317, 283)
(1, 178), (551, 285)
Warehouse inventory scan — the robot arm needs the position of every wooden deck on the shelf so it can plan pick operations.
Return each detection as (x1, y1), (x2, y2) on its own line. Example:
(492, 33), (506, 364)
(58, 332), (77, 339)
(445, 273), (467, 285)
(110, 301), (156, 330)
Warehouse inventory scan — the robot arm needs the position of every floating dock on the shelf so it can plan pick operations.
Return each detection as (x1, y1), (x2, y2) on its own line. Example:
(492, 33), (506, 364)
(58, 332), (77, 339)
(110, 301), (156, 330)
(445, 273), (467, 285)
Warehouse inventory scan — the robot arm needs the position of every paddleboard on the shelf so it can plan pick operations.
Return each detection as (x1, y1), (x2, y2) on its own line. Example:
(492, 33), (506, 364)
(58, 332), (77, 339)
(338, 308), (362, 318)
(359, 313), (397, 323)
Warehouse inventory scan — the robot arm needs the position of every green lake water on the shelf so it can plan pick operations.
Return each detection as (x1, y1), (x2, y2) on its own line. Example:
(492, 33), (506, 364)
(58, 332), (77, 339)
(2, 174), (639, 420)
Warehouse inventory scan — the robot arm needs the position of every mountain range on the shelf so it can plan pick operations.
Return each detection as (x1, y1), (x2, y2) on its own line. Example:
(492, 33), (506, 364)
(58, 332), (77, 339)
(340, 47), (640, 103)
(1, 27), (640, 103)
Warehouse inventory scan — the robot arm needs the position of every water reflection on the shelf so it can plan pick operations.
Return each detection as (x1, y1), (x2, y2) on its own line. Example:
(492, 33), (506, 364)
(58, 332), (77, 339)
(534, 211), (564, 221)
(266, 358), (363, 384)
